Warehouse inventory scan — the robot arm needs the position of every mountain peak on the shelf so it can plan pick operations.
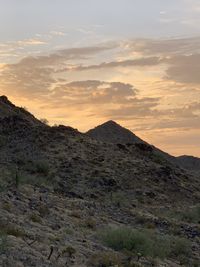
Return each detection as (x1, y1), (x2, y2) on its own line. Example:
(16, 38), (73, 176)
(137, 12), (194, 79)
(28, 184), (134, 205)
(0, 95), (9, 102)
(0, 95), (15, 107)
(103, 120), (118, 125)
(87, 120), (145, 144)
(0, 95), (42, 126)
(99, 120), (121, 128)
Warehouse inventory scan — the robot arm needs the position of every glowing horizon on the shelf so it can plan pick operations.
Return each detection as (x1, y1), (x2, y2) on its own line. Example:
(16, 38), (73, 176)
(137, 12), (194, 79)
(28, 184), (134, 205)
(1, 0), (200, 157)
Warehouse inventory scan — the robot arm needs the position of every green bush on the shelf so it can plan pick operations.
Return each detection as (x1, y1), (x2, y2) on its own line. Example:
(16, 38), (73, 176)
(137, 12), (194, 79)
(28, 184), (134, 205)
(97, 227), (192, 260)
(16, 171), (53, 188)
(0, 224), (25, 238)
(158, 205), (200, 224)
(29, 213), (42, 223)
(179, 205), (200, 223)
(62, 246), (76, 258)
(171, 237), (192, 258)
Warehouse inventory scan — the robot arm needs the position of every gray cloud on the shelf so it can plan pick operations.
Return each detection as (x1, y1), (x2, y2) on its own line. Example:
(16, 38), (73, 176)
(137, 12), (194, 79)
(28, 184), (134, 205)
(133, 102), (200, 131)
(45, 80), (139, 106)
(1, 38), (200, 134)
(9, 45), (115, 72)
(29, 79), (161, 122)
(52, 38), (200, 87)
(121, 38), (200, 85)
(64, 56), (163, 72)
(127, 37), (200, 56)
(165, 54), (200, 84)
(100, 98), (159, 120)
(0, 44), (116, 98)
(18, 44), (116, 67)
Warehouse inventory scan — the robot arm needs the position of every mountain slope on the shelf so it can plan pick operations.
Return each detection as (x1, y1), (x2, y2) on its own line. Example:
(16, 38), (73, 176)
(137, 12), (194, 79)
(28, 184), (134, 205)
(0, 97), (199, 267)
(0, 98), (198, 202)
(0, 95), (42, 126)
(176, 155), (200, 172)
(87, 120), (200, 173)
(87, 120), (145, 144)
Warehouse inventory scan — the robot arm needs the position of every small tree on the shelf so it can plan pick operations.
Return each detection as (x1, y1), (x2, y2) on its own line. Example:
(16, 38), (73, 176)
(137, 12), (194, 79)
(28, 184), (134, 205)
(40, 118), (49, 125)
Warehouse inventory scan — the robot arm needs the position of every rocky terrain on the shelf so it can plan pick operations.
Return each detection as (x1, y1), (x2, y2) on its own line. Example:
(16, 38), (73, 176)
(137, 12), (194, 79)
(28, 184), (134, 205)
(0, 96), (199, 267)
(87, 120), (145, 144)
(176, 156), (200, 173)
(88, 120), (200, 174)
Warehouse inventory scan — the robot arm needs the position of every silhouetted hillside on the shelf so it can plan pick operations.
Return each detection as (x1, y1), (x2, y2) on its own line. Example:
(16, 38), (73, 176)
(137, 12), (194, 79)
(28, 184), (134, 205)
(176, 155), (200, 172)
(0, 96), (199, 267)
(87, 120), (145, 144)
(0, 95), (42, 126)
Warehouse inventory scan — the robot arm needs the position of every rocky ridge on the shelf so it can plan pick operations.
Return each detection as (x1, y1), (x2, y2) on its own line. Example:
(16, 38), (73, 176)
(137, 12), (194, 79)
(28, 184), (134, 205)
(0, 96), (199, 267)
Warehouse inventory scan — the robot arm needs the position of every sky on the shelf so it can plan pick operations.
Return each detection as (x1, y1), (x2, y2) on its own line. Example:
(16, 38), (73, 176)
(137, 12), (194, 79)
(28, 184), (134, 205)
(0, 0), (200, 157)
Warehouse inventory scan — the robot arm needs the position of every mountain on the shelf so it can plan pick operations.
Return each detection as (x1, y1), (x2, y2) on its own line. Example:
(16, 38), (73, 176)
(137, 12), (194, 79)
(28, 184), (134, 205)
(0, 96), (199, 267)
(87, 120), (145, 144)
(0, 95), (42, 126)
(176, 155), (200, 172)
(87, 120), (200, 173)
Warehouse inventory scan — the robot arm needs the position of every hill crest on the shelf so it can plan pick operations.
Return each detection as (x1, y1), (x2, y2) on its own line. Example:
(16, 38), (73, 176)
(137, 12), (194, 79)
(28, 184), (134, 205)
(87, 120), (145, 144)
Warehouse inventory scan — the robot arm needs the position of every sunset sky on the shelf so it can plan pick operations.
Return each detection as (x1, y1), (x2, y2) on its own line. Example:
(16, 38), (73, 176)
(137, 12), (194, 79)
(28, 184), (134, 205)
(0, 0), (200, 156)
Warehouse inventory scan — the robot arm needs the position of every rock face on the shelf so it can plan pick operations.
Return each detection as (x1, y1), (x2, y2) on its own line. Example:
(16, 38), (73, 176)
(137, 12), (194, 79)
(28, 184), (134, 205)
(0, 95), (42, 126)
(87, 120), (200, 173)
(0, 96), (199, 267)
(87, 120), (145, 144)
(176, 155), (200, 172)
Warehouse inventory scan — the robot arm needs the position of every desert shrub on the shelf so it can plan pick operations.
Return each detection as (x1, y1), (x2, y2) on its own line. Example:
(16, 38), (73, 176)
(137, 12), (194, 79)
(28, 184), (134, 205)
(151, 153), (167, 165)
(0, 169), (14, 192)
(34, 160), (50, 176)
(84, 217), (96, 229)
(29, 213), (42, 223)
(19, 106), (29, 114)
(161, 205), (200, 224)
(40, 118), (49, 125)
(15, 171), (21, 188)
(62, 246), (76, 258)
(110, 192), (130, 208)
(136, 195), (145, 204)
(65, 228), (74, 235)
(10, 169), (48, 188)
(134, 214), (147, 225)
(5, 168), (24, 189)
(192, 260), (200, 267)
(0, 135), (7, 148)
(171, 237), (192, 258)
(18, 171), (54, 188)
(0, 232), (7, 254)
(88, 251), (123, 267)
(179, 205), (200, 223)
(70, 210), (82, 218)
(2, 203), (12, 212)
(0, 223), (25, 238)
(97, 227), (192, 260)
(0, 177), (8, 192)
(37, 204), (50, 218)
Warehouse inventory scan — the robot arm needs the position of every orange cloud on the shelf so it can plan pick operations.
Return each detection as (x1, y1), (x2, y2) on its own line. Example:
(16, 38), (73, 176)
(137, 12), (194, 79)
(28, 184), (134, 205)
(1, 38), (200, 156)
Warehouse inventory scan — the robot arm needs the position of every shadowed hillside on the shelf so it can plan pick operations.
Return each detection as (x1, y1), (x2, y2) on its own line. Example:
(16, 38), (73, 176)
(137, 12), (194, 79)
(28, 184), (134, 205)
(176, 155), (200, 172)
(87, 119), (200, 173)
(0, 96), (199, 267)
(87, 120), (145, 144)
